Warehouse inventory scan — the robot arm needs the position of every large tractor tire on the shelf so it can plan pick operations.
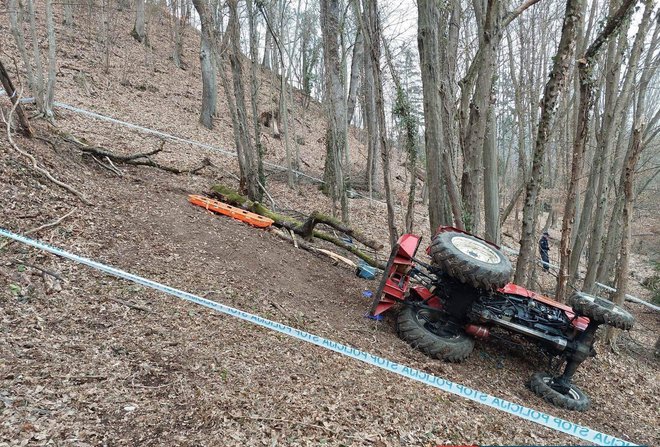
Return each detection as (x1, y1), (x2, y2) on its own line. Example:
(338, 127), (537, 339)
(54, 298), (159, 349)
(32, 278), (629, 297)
(430, 230), (512, 290)
(529, 372), (591, 412)
(568, 292), (634, 330)
(396, 305), (474, 362)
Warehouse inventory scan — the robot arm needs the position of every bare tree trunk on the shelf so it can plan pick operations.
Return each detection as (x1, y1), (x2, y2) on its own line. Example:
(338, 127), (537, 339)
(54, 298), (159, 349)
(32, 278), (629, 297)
(192, 0), (217, 129)
(555, 0), (637, 302)
(362, 46), (381, 198)
(45, 0), (56, 117)
(514, 0), (583, 286)
(583, 0), (654, 292)
(460, 0), (501, 234)
(171, 0), (185, 68)
(8, 0), (36, 96)
(0, 58), (33, 137)
(605, 124), (644, 344)
(247, 0), (266, 191)
(483, 101), (500, 244)
(321, 0), (349, 222)
(382, 31), (417, 235)
(262, 2), (274, 69)
(25, 0), (47, 116)
(346, 7), (363, 127)
(364, 0), (397, 245)
(132, 0), (147, 43)
(226, 0), (261, 201)
(63, 0), (74, 27)
(417, 0), (453, 233)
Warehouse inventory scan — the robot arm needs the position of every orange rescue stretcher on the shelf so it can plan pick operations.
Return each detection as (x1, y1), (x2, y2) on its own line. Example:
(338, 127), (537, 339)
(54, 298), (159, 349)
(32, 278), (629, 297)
(188, 194), (274, 228)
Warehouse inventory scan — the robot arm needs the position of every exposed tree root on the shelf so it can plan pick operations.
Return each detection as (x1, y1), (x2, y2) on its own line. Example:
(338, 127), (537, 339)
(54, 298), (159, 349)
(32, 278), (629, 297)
(2, 98), (92, 205)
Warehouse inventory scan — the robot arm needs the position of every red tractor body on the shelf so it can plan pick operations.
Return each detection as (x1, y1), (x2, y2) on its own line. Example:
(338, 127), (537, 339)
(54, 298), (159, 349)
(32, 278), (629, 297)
(367, 227), (634, 411)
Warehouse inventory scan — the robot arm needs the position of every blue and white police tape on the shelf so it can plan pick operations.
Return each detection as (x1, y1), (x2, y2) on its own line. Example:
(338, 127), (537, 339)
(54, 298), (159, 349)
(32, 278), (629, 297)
(0, 227), (638, 446)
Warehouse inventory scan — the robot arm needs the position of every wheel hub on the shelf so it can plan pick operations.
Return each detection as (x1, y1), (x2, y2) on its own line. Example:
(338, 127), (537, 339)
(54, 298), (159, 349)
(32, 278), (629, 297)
(451, 236), (501, 264)
(544, 376), (582, 401)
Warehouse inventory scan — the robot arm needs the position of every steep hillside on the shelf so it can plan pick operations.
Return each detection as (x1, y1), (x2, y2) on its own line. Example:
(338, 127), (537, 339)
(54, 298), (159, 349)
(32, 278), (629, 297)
(1, 4), (658, 447)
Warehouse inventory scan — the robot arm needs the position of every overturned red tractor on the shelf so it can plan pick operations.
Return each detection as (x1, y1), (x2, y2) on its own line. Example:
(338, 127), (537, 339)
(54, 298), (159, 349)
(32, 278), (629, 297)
(368, 227), (634, 411)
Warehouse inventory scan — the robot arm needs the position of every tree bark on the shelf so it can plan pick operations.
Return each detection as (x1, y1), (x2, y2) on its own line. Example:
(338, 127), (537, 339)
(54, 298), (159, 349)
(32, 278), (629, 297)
(583, 1), (653, 292)
(26, 0), (48, 116)
(192, 0), (217, 129)
(346, 7), (363, 127)
(417, 0), (453, 233)
(364, 0), (398, 245)
(514, 0), (583, 286)
(555, 0), (637, 302)
(321, 0), (349, 222)
(8, 0), (37, 97)
(63, 0), (74, 27)
(227, 0), (261, 201)
(0, 58), (33, 137)
(132, 0), (147, 43)
(45, 0), (56, 117)
(605, 124), (644, 344)
(246, 0), (266, 191)
(483, 101), (500, 244)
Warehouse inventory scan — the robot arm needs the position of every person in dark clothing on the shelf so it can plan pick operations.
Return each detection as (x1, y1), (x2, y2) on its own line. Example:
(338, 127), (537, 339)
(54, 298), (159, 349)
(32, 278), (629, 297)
(539, 231), (550, 272)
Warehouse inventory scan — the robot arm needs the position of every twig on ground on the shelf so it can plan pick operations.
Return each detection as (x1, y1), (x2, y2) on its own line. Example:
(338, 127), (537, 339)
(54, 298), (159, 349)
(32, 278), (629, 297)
(90, 155), (121, 176)
(288, 228), (298, 248)
(34, 135), (58, 152)
(233, 415), (335, 434)
(104, 156), (122, 175)
(105, 296), (150, 312)
(257, 179), (277, 209)
(10, 258), (64, 281)
(0, 208), (76, 250)
(2, 92), (92, 205)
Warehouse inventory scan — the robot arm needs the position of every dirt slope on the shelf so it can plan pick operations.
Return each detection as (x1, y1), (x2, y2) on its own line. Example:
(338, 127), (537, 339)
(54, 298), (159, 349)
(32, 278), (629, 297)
(1, 4), (659, 447)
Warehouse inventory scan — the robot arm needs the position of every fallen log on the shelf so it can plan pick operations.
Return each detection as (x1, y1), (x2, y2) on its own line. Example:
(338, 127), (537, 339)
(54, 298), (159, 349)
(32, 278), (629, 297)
(211, 184), (385, 269)
(61, 134), (211, 175)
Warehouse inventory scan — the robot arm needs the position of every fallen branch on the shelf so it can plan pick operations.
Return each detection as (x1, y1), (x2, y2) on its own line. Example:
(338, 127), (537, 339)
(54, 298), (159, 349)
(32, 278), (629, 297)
(105, 296), (150, 312)
(269, 228), (358, 269)
(0, 209), (76, 251)
(315, 248), (356, 268)
(10, 258), (64, 281)
(2, 94), (91, 205)
(212, 184), (385, 269)
(90, 155), (122, 176)
(298, 211), (383, 250)
(77, 140), (211, 175)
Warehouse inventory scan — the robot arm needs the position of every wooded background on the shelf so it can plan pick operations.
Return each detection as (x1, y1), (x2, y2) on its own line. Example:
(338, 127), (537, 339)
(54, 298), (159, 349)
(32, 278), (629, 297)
(2, 0), (659, 307)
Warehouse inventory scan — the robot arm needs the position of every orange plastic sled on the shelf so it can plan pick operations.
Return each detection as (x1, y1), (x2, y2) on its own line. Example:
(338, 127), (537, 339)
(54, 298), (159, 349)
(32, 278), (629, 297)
(188, 194), (274, 228)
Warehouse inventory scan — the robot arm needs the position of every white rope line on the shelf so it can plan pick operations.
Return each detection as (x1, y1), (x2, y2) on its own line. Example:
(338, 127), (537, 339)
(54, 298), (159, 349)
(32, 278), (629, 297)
(0, 227), (639, 447)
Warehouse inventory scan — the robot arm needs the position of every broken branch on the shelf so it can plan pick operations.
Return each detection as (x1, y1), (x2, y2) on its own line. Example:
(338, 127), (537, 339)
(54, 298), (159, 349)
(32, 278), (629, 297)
(212, 184), (385, 269)
(0, 209), (76, 251)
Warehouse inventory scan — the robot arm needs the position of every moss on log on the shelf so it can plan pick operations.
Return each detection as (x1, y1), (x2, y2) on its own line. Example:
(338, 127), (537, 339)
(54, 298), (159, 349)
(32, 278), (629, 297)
(210, 184), (384, 269)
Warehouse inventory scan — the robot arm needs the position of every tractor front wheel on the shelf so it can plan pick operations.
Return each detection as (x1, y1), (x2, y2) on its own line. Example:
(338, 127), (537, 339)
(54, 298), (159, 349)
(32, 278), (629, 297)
(396, 305), (474, 362)
(568, 292), (634, 330)
(529, 372), (591, 411)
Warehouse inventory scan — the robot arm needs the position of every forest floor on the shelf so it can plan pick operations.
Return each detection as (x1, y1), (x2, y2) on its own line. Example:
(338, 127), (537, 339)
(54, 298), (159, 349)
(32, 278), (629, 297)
(1, 5), (659, 447)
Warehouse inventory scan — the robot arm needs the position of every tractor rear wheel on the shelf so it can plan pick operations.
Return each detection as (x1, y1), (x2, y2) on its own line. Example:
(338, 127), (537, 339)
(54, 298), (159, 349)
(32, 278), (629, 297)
(396, 305), (474, 362)
(568, 292), (634, 330)
(430, 230), (512, 289)
(529, 372), (591, 411)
